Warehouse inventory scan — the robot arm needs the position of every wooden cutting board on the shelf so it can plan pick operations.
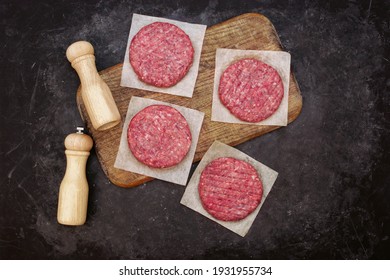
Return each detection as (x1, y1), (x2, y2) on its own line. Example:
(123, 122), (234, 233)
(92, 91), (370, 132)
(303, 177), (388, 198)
(76, 13), (303, 188)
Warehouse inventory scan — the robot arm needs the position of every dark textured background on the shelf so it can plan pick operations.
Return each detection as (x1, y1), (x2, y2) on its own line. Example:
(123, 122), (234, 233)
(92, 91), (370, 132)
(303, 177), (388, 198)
(1, 0), (389, 259)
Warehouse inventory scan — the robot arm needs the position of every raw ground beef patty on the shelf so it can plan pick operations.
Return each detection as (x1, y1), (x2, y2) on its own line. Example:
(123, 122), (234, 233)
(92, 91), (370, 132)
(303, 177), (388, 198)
(219, 58), (284, 122)
(198, 157), (263, 221)
(129, 21), (194, 88)
(127, 105), (192, 168)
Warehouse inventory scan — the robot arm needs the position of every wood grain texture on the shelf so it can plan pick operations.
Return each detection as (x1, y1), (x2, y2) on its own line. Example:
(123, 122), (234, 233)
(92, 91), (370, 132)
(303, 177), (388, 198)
(57, 132), (93, 226)
(76, 13), (303, 188)
(68, 41), (121, 131)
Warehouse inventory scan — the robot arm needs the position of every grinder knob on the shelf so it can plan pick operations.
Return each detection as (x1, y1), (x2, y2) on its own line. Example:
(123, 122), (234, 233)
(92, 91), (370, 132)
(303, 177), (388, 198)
(66, 41), (94, 63)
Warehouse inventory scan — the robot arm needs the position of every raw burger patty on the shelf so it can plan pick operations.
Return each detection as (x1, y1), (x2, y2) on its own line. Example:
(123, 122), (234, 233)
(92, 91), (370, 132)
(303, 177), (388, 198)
(219, 58), (284, 122)
(127, 105), (192, 168)
(198, 157), (263, 221)
(129, 21), (194, 87)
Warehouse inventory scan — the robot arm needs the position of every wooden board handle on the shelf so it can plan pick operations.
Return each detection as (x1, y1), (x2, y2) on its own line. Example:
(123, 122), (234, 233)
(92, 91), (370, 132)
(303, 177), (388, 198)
(67, 41), (121, 131)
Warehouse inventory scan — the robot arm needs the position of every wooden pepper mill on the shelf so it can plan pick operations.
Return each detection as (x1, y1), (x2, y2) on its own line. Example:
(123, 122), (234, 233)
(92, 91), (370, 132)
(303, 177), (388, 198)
(66, 41), (120, 131)
(57, 127), (93, 226)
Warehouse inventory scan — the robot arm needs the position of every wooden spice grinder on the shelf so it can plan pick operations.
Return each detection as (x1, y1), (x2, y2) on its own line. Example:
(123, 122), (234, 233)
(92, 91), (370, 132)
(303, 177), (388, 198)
(57, 127), (93, 226)
(66, 41), (120, 131)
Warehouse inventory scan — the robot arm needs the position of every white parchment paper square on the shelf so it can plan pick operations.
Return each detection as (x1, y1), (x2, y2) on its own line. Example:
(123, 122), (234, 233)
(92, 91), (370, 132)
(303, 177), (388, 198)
(212, 48), (291, 126)
(114, 96), (204, 186)
(180, 141), (278, 237)
(120, 14), (207, 98)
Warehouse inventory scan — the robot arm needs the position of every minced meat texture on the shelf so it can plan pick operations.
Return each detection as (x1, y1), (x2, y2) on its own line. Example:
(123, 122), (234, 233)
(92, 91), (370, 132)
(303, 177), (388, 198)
(127, 105), (192, 168)
(129, 21), (194, 88)
(219, 58), (284, 122)
(198, 157), (263, 221)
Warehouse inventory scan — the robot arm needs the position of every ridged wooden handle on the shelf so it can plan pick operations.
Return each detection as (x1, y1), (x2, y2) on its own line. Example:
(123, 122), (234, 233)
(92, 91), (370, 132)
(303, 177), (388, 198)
(57, 130), (93, 226)
(66, 41), (120, 131)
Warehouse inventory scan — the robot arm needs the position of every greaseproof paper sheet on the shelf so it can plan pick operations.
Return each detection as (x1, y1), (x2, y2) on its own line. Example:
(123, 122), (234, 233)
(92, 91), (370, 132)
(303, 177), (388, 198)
(114, 96), (204, 186)
(180, 141), (278, 237)
(121, 14), (207, 98)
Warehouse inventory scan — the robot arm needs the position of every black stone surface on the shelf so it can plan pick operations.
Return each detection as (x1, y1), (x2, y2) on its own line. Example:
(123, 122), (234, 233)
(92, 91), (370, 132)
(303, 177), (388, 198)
(1, 0), (389, 259)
